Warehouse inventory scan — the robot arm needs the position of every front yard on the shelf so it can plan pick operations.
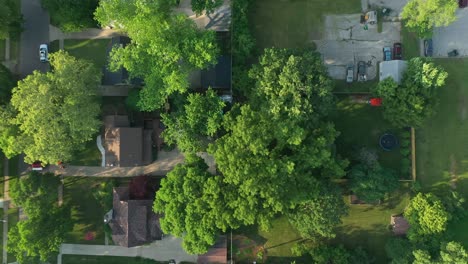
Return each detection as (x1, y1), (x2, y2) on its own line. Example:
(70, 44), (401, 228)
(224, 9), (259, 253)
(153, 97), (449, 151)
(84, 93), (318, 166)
(63, 39), (111, 70)
(416, 58), (468, 247)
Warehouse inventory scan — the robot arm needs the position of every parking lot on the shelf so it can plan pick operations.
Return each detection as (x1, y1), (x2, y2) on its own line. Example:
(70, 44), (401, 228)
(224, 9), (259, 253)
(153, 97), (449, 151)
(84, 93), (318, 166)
(315, 14), (401, 80)
(432, 8), (468, 57)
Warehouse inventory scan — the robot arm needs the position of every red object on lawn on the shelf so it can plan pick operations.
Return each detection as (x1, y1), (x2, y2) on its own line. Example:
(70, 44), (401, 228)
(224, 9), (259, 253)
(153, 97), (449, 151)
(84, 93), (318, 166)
(369, 98), (382, 106)
(85, 231), (95, 241)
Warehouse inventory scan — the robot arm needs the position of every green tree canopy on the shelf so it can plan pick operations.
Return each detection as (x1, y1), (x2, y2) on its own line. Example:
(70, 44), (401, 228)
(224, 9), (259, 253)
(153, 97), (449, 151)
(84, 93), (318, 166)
(308, 244), (372, 264)
(372, 58), (448, 127)
(0, 0), (23, 39)
(402, 0), (458, 38)
(8, 172), (72, 263)
(95, 0), (219, 111)
(153, 154), (239, 254)
(162, 89), (224, 153)
(404, 193), (450, 243)
(0, 63), (15, 104)
(349, 163), (400, 203)
(209, 48), (347, 229)
(191, 0), (224, 15)
(385, 237), (414, 264)
(5, 50), (101, 164)
(41, 0), (98, 32)
(288, 182), (347, 239)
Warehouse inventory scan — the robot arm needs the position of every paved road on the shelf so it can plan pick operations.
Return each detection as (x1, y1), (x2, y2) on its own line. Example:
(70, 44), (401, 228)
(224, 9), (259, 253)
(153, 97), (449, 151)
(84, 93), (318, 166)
(19, 0), (50, 78)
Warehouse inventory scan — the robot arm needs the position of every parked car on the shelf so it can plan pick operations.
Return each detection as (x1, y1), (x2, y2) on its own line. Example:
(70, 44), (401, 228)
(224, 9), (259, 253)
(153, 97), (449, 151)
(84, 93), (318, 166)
(424, 39), (433, 57)
(346, 64), (354, 83)
(357, 61), (367, 81)
(393, 43), (402, 60)
(39, 44), (48, 62)
(32, 161), (44, 171)
(365, 11), (377, 25)
(459, 0), (468, 8)
(448, 49), (459, 57)
(383, 46), (392, 61)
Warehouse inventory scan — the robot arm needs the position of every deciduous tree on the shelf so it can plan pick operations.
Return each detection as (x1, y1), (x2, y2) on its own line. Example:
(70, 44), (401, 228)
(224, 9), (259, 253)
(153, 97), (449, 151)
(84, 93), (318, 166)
(153, 154), (239, 254)
(372, 58), (448, 127)
(41, 0), (99, 32)
(210, 48), (347, 229)
(7, 51), (101, 164)
(402, 0), (458, 38)
(404, 193), (450, 243)
(0, 64), (15, 104)
(8, 172), (72, 263)
(0, 0), (23, 39)
(349, 163), (399, 203)
(191, 0), (224, 15)
(162, 89), (224, 153)
(95, 0), (219, 111)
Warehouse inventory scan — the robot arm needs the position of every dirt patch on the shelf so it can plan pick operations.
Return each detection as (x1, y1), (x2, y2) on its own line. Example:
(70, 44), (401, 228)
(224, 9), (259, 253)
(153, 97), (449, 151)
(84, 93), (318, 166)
(232, 235), (266, 263)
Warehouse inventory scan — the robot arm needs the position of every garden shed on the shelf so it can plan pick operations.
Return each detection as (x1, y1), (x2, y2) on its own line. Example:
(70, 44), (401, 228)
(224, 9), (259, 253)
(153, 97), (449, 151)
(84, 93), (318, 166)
(390, 215), (410, 236)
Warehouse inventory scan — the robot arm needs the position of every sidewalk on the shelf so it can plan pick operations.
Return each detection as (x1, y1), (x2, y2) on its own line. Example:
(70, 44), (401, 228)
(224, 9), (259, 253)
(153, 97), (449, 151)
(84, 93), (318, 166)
(59, 236), (197, 263)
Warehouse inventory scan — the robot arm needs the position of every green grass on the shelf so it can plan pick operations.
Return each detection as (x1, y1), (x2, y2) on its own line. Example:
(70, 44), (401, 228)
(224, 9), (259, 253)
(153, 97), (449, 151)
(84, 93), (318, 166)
(62, 255), (167, 264)
(400, 22), (420, 59)
(334, 183), (411, 263)
(64, 178), (109, 244)
(64, 39), (111, 69)
(249, 0), (361, 49)
(0, 152), (4, 198)
(334, 80), (378, 93)
(416, 59), (468, 247)
(71, 138), (101, 166)
(333, 96), (404, 174)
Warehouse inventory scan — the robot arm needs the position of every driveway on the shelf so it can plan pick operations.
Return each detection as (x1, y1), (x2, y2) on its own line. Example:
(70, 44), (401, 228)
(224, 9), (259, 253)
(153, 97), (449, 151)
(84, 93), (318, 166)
(432, 8), (468, 57)
(315, 14), (400, 80)
(19, 0), (50, 77)
(59, 236), (198, 263)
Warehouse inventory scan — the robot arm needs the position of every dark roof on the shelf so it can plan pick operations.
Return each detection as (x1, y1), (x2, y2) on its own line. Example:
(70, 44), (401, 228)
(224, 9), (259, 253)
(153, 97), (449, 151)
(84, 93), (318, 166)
(197, 236), (227, 264)
(391, 215), (410, 236)
(104, 115), (151, 167)
(110, 187), (162, 247)
(201, 56), (231, 89)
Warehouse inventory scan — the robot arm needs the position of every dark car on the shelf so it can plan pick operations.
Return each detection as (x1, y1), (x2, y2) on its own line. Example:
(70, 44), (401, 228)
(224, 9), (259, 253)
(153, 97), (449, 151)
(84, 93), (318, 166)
(393, 43), (402, 60)
(383, 46), (392, 61)
(459, 0), (468, 8)
(357, 61), (367, 81)
(424, 39), (433, 57)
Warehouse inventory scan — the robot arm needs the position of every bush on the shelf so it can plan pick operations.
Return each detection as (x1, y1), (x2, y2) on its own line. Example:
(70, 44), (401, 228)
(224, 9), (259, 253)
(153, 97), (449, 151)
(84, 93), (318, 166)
(400, 148), (411, 156)
(232, 0), (256, 64)
(400, 139), (411, 147)
(401, 158), (411, 175)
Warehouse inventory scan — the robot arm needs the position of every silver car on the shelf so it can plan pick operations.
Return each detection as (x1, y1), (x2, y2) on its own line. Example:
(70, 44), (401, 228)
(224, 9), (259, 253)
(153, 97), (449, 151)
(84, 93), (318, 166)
(39, 44), (48, 62)
(346, 64), (354, 83)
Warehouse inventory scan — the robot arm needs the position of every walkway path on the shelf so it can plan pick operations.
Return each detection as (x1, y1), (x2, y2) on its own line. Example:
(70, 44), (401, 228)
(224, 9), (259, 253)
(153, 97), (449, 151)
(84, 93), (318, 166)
(59, 236), (197, 263)
(47, 150), (185, 177)
(49, 25), (122, 48)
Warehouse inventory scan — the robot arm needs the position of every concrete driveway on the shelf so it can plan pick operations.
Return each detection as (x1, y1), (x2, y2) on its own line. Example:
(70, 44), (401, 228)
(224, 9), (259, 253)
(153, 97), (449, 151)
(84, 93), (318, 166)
(315, 14), (400, 80)
(432, 8), (468, 57)
(19, 0), (50, 77)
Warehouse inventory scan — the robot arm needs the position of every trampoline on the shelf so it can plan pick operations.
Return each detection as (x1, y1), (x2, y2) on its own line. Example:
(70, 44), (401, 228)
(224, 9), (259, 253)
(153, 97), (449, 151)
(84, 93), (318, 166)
(380, 133), (398, 151)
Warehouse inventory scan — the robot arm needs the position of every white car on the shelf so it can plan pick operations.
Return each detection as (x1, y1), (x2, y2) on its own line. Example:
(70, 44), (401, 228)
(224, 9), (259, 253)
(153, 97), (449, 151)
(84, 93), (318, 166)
(346, 64), (354, 83)
(39, 44), (48, 62)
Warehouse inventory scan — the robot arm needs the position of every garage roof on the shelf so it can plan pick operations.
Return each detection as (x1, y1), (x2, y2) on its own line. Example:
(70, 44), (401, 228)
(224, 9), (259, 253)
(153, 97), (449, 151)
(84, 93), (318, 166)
(379, 60), (408, 84)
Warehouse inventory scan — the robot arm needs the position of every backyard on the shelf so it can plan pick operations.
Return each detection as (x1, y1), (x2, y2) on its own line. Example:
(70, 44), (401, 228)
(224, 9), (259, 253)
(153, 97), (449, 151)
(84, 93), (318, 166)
(249, 0), (362, 49)
(416, 58), (468, 247)
(333, 96), (405, 175)
(71, 138), (102, 166)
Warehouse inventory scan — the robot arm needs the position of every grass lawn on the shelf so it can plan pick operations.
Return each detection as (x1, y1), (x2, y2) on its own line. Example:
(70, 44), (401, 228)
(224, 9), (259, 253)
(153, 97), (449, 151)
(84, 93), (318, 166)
(400, 22), (420, 59)
(64, 177), (110, 244)
(334, 183), (411, 263)
(416, 58), (468, 246)
(64, 39), (111, 69)
(249, 0), (361, 49)
(334, 80), (378, 93)
(333, 96), (404, 174)
(62, 255), (168, 264)
(71, 138), (102, 166)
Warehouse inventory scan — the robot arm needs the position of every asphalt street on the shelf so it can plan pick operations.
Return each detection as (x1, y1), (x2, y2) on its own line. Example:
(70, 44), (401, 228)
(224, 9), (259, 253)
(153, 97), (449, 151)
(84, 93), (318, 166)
(19, 0), (50, 77)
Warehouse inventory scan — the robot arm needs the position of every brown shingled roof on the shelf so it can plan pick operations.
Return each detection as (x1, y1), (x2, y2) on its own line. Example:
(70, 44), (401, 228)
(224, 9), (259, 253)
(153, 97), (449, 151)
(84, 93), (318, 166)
(110, 187), (162, 247)
(197, 236), (227, 264)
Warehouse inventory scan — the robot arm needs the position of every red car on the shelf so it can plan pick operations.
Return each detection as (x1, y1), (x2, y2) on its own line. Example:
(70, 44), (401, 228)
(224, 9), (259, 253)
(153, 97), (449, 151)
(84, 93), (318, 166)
(460, 0), (468, 8)
(393, 43), (402, 60)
